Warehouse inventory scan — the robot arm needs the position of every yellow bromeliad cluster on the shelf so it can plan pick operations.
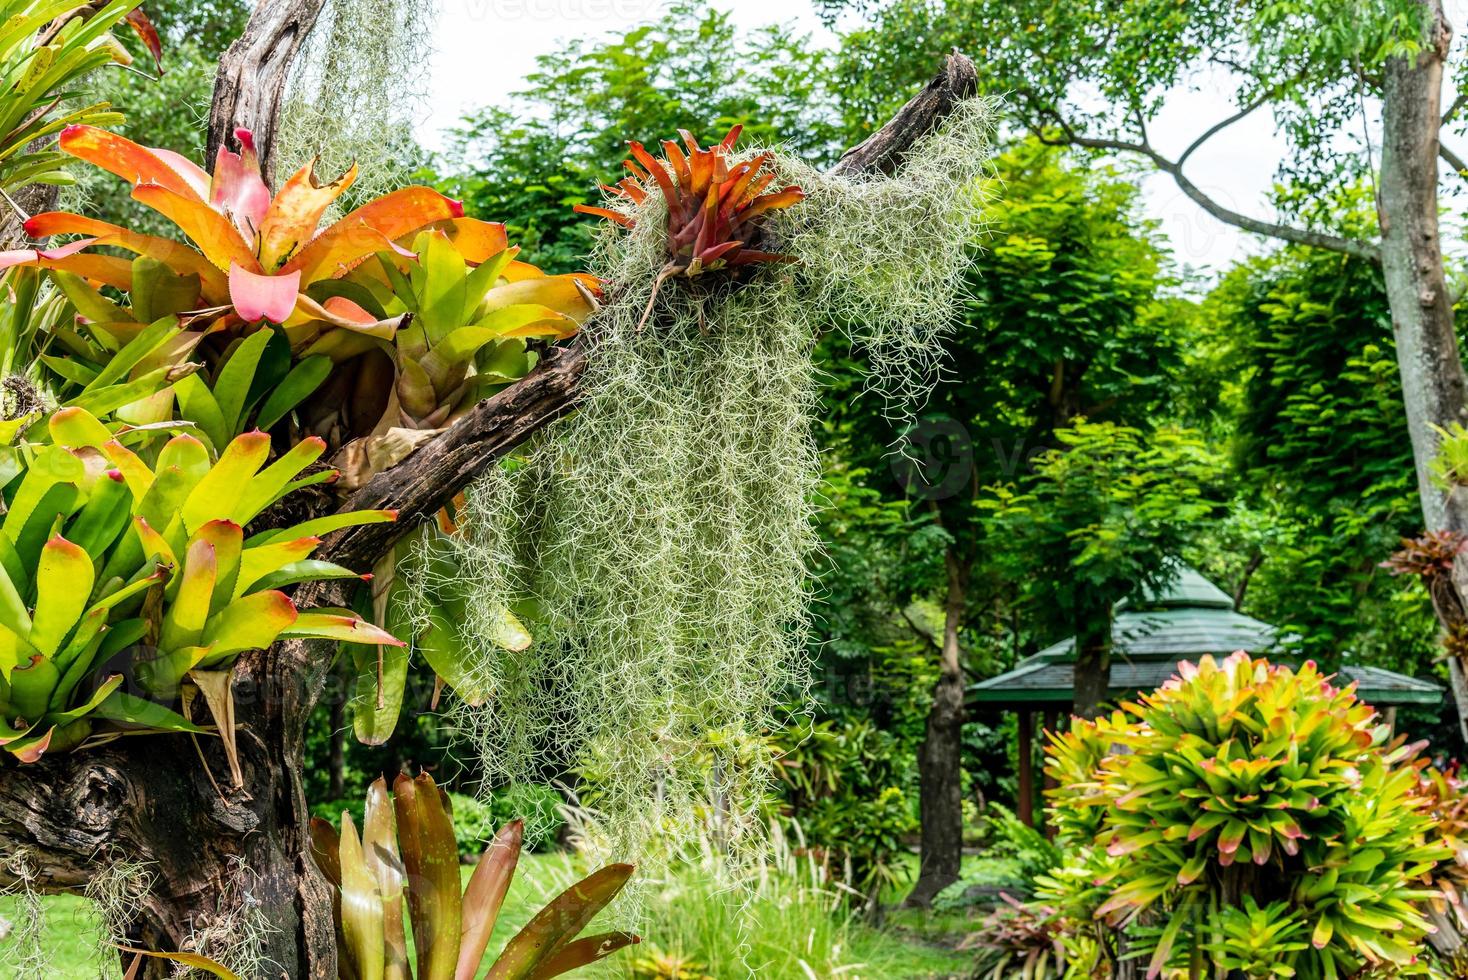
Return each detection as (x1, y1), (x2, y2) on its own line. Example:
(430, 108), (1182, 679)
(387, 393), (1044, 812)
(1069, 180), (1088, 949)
(0, 407), (399, 766)
(0, 123), (602, 762)
(1035, 653), (1446, 979)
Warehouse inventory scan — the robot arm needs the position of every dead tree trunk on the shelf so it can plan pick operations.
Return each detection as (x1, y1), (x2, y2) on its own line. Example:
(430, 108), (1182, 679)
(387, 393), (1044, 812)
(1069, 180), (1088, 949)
(0, 43), (983, 977)
(206, 0), (330, 183)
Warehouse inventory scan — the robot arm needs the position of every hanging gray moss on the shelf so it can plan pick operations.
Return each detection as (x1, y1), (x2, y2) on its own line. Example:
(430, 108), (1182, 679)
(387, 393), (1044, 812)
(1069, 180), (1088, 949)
(275, 0), (436, 201)
(403, 99), (997, 875)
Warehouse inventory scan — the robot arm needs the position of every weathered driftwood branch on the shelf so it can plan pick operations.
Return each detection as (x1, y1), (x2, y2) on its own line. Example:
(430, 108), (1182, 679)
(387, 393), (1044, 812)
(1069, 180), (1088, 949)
(0, 52), (982, 980)
(206, 0), (329, 182)
(322, 51), (982, 566)
(322, 341), (589, 568)
(833, 52), (979, 178)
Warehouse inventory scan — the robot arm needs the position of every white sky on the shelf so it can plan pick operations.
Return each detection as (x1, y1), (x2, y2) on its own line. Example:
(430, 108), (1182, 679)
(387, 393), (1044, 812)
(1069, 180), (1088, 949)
(422, 0), (1468, 282)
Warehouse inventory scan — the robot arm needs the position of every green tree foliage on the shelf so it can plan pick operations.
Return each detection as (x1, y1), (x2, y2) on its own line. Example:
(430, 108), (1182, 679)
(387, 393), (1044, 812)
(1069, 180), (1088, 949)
(427, 2), (841, 273)
(981, 421), (1216, 716)
(65, 0), (248, 233)
(1187, 240), (1439, 676)
(826, 0), (1416, 222)
(813, 138), (1186, 896)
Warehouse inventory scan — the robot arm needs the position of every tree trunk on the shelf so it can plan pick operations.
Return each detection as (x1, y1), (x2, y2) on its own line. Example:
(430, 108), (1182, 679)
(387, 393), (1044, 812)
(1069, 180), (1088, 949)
(206, 0), (330, 183)
(328, 663), (347, 800)
(1380, 0), (1467, 536)
(0, 623), (338, 977)
(0, 48), (984, 976)
(1378, 0), (1468, 739)
(906, 549), (968, 908)
(1072, 605), (1112, 720)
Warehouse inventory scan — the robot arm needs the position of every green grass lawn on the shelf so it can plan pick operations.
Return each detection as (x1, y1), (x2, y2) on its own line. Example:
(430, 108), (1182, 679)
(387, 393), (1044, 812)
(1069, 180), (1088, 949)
(0, 852), (972, 979)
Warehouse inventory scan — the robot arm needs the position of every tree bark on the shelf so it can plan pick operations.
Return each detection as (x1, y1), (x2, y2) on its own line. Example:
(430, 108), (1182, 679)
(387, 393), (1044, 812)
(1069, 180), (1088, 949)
(1377, 1), (1468, 739)
(1380, 0), (1468, 537)
(327, 663), (347, 799)
(0, 48), (987, 977)
(906, 549), (968, 908)
(0, 169), (57, 249)
(206, 0), (330, 182)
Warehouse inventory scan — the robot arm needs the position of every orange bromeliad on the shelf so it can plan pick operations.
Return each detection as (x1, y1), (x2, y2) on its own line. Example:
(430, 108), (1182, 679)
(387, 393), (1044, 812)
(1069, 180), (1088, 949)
(575, 125), (805, 325)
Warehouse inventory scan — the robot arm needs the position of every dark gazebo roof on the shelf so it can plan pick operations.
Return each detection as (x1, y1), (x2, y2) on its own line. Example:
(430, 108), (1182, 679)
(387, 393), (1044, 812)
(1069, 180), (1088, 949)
(969, 566), (1442, 708)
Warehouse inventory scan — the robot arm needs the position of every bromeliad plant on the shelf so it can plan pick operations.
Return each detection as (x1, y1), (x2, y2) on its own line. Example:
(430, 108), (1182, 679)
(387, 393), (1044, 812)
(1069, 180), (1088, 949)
(1416, 767), (1468, 976)
(309, 772), (638, 980)
(365, 229), (593, 426)
(1041, 652), (1446, 979)
(3, 123), (460, 333)
(574, 125), (804, 325)
(304, 226), (599, 484)
(5, 125), (599, 454)
(0, 122), (600, 743)
(0, 406), (401, 768)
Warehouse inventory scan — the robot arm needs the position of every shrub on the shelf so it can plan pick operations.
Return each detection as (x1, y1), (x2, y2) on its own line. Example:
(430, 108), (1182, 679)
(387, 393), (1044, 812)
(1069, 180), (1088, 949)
(1036, 652), (1446, 979)
(772, 716), (917, 902)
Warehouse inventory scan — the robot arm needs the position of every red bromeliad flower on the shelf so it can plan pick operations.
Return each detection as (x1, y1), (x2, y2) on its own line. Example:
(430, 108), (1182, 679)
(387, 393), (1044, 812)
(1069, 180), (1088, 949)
(575, 125), (804, 325)
(0, 125), (503, 336)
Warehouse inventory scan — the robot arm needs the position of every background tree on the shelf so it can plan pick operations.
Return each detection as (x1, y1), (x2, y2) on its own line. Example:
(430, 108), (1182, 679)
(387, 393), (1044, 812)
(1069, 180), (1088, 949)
(1189, 232), (1440, 671)
(981, 421), (1217, 717)
(824, 138), (1185, 905)
(827, 0), (1468, 725)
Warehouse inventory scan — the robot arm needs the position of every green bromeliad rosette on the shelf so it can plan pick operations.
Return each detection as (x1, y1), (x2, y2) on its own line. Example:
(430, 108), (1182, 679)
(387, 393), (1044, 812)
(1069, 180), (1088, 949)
(0, 406), (400, 770)
(1038, 653), (1447, 979)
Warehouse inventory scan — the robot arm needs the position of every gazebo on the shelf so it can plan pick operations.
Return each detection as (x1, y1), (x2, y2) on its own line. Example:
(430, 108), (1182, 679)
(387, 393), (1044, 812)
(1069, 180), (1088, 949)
(968, 565), (1443, 827)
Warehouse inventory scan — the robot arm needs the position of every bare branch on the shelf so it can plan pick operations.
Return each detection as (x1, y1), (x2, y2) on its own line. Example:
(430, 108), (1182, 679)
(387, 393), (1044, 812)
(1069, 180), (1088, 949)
(1445, 91), (1468, 127)
(1442, 143), (1468, 181)
(833, 52), (978, 177)
(1038, 107), (1380, 262)
(1177, 89), (1274, 168)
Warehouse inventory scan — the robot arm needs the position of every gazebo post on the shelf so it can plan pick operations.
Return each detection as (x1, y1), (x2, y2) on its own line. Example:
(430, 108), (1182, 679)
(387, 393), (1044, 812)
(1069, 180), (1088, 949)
(1017, 708), (1034, 827)
(1041, 710), (1060, 837)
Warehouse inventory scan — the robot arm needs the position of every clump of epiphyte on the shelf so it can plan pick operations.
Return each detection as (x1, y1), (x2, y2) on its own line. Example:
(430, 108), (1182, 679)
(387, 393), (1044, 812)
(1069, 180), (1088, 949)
(576, 125), (805, 327)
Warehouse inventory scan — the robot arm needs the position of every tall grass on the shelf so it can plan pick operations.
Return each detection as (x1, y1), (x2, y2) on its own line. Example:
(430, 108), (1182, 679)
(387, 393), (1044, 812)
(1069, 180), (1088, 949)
(525, 818), (967, 979)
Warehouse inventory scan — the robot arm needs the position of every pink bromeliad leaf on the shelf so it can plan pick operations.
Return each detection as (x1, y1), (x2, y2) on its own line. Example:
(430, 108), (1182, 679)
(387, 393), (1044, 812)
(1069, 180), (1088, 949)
(211, 129), (272, 241)
(229, 263), (301, 324)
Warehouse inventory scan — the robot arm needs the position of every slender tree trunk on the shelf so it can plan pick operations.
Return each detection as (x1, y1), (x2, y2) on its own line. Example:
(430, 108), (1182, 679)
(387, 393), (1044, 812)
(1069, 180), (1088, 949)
(906, 549), (968, 908)
(1380, 0), (1468, 536)
(1379, 0), (1468, 741)
(1072, 605), (1112, 720)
